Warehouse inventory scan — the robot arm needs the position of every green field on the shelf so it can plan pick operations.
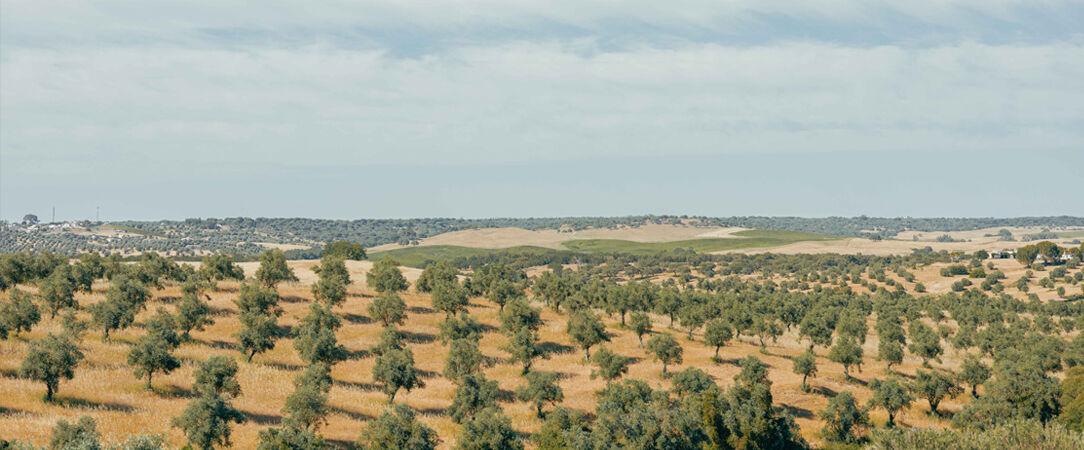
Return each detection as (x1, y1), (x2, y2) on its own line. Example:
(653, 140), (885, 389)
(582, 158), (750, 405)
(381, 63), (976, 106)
(371, 230), (841, 265)
(369, 245), (560, 267)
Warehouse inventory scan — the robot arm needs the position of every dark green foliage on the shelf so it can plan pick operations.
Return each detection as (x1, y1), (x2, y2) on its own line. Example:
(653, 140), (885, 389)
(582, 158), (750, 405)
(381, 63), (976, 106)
(283, 364), (332, 431)
(871, 419), (1084, 449)
(90, 276), (149, 340)
(670, 367), (717, 398)
(954, 360), (1061, 429)
(49, 415), (101, 450)
(234, 283), (282, 361)
(256, 426), (329, 450)
(534, 407), (591, 450)
(868, 377), (913, 427)
(629, 311), (651, 346)
(176, 292), (214, 339)
(198, 254), (245, 282)
(373, 347), (422, 403)
(444, 338), (484, 382)
(793, 350), (817, 392)
(20, 332), (84, 400)
(500, 297), (541, 335)
(819, 391), (868, 443)
(416, 260), (459, 293)
(323, 240), (367, 261)
(646, 333), (683, 376)
(439, 312), (485, 345)
(193, 355), (242, 398)
(592, 379), (707, 449)
(828, 335), (863, 378)
(292, 303), (348, 366)
(912, 369), (961, 415)
(367, 258), (408, 293)
(128, 319), (180, 389)
(502, 326), (547, 374)
(590, 346), (632, 383)
(371, 326), (404, 356)
(566, 310), (608, 359)
(172, 390), (246, 450)
(357, 404), (439, 450)
(0, 289), (40, 337)
(254, 249), (298, 288)
(430, 280), (469, 317)
(448, 373), (500, 424)
(368, 292), (406, 327)
(455, 407), (523, 450)
(703, 319), (733, 357)
(959, 355), (992, 397)
(40, 266), (76, 318)
(907, 321), (943, 366)
(516, 371), (563, 417)
(1061, 367), (1084, 432)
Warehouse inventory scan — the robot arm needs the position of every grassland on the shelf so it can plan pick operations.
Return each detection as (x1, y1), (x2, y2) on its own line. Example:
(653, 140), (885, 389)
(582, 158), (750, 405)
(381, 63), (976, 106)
(370, 245), (560, 268)
(561, 229), (838, 255)
(4, 258), (1049, 448)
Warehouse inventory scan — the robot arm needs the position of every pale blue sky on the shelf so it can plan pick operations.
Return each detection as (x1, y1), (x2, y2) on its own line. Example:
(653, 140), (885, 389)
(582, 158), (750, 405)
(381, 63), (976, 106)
(2, 1), (1082, 221)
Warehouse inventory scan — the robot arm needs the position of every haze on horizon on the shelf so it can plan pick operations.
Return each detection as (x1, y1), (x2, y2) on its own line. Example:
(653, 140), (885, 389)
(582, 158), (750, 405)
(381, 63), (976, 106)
(2, 1), (1082, 221)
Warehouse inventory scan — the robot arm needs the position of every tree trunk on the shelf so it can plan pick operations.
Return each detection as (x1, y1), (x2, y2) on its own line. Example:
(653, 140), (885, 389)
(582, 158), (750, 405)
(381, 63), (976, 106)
(248, 350), (256, 362)
(46, 383), (54, 401)
(801, 374), (808, 388)
(714, 346), (720, 358)
(388, 390), (397, 404)
(147, 372), (153, 389)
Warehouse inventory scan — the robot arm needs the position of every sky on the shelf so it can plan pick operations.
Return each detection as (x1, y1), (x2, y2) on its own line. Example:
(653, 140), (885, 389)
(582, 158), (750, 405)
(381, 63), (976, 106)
(1, 1), (1082, 221)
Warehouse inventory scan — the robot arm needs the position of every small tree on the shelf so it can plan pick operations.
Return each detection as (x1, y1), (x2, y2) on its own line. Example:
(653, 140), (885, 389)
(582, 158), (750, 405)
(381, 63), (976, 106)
(176, 292), (214, 339)
(703, 319), (733, 358)
(20, 333), (84, 400)
(356, 404), (439, 450)
(819, 391), (868, 443)
(373, 347), (422, 403)
(670, 367), (717, 398)
(0, 289), (41, 337)
(39, 267), (76, 318)
(128, 331), (180, 389)
(878, 339), (904, 370)
(908, 322), (944, 367)
(368, 292), (406, 327)
(793, 350), (818, 392)
(958, 355), (991, 397)
(444, 338), (484, 382)
(371, 326), (405, 356)
(323, 240), (367, 261)
(234, 283), (282, 361)
(629, 312), (652, 347)
(448, 373), (500, 424)
(566, 310), (608, 359)
(416, 260), (459, 293)
(430, 280), (469, 317)
(828, 335), (864, 378)
(439, 313), (485, 345)
(499, 297), (541, 335)
(49, 416), (101, 449)
(455, 407), (523, 450)
(311, 271), (348, 308)
(646, 333), (683, 376)
(590, 346), (632, 384)
(502, 326), (547, 374)
(194, 355), (242, 398)
(367, 258), (408, 293)
(867, 377), (913, 427)
(283, 363), (333, 431)
(292, 303), (348, 366)
(516, 371), (563, 417)
(198, 254), (245, 282)
(486, 279), (521, 312)
(255, 249), (298, 288)
(173, 390), (246, 450)
(912, 369), (962, 415)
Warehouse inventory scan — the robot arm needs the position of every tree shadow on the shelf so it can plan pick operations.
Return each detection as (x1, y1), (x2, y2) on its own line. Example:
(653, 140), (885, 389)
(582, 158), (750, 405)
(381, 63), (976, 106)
(210, 307), (235, 317)
(342, 313), (372, 325)
(333, 379), (382, 393)
(0, 368), (19, 379)
(0, 406), (35, 416)
(153, 384), (197, 399)
(414, 406), (449, 417)
(496, 388), (516, 402)
(400, 330), (436, 344)
(261, 361), (306, 372)
(407, 306), (435, 314)
(538, 341), (575, 355)
(346, 348), (371, 360)
(417, 369), (440, 379)
(194, 338), (235, 351)
(242, 410), (282, 426)
(280, 296), (308, 304)
(331, 406), (374, 422)
(712, 357), (743, 366)
(51, 396), (135, 413)
(844, 375), (869, 387)
(780, 403), (814, 419)
(813, 386), (837, 397)
(325, 439), (355, 449)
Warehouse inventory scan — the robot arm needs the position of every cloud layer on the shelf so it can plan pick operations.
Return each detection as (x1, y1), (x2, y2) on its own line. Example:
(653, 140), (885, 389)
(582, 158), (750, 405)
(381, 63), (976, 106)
(2, 1), (1082, 218)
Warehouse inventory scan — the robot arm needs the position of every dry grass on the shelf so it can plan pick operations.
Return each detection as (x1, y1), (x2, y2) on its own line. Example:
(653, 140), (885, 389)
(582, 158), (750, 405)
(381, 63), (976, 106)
(368, 224), (748, 252)
(6, 257), (1076, 448)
